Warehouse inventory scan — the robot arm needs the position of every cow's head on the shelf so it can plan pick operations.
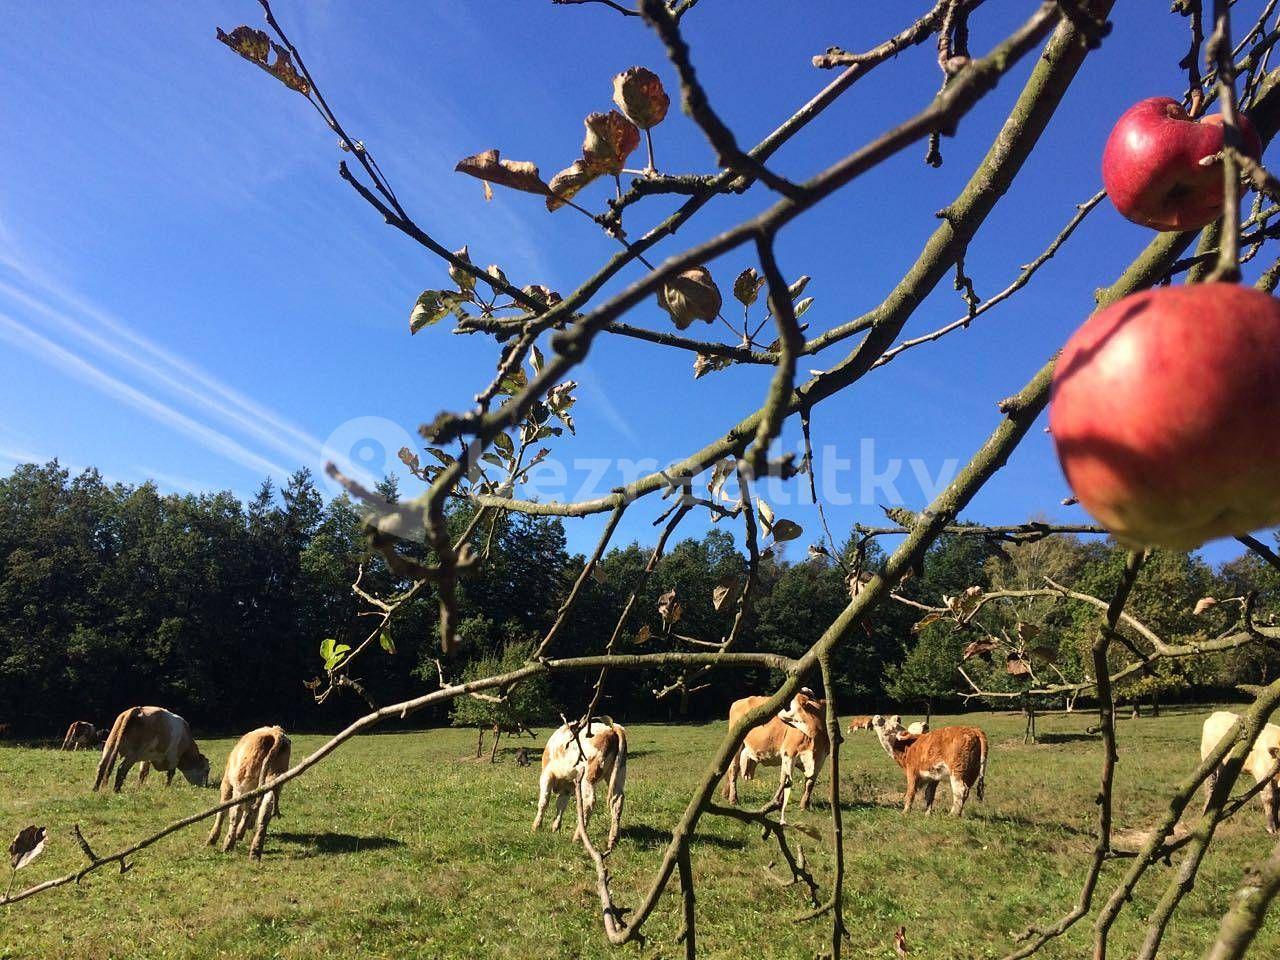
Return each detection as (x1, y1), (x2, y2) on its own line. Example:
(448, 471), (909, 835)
(181, 750), (212, 788)
(779, 690), (824, 738)
(871, 714), (908, 756)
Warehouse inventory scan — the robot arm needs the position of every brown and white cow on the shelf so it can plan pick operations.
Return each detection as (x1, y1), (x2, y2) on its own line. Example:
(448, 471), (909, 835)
(725, 689), (830, 823)
(533, 719), (627, 851)
(1200, 710), (1280, 832)
(93, 706), (210, 792)
(848, 715), (874, 732)
(871, 714), (987, 816)
(207, 726), (292, 860)
(61, 721), (99, 751)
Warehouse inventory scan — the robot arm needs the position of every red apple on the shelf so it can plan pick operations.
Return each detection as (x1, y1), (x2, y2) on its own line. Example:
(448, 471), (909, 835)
(1050, 283), (1280, 549)
(1101, 97), (1262, 231)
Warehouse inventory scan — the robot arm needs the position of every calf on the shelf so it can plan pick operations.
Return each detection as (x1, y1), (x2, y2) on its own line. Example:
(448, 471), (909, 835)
(93, 706), (210, 792)
(1200, 710), (1280, 832)
(62, 721), (99, 751)
(533, 719), (627, 851)
(725, 689), (830, 823)
(207, 726), (291, 860)
(872, 714), (987, 816)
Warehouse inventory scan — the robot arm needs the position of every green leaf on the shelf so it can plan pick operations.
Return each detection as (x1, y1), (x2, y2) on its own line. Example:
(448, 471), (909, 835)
(772, 518), (803, 542)
(493, 432), (515, 457)
(379, 630), (396, 655)
(410, 290), (467, 334)
(320, 638), (350, 671)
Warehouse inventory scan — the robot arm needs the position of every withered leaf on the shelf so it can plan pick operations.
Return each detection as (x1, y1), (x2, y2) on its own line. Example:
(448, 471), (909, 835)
(848, 569), (875, 600)
(771, 519), (803, 542)
(1006, 652), (1033, 678)
(547, 160), (599, 212)
(410, 290), (469, 333)
(547, 380), (578, 435)
(523, 284), (562, 308)
(733, 267), (765, 307)
(582, 110), (641, 176)
(657, 588), (683, 628)
(794, 296), (815, 319)
(1028, 644), (1057, 665)
(450, 246), (476, 293)
(788, 275), (811, 300)
(612, 67), (670, 130)
(913, 611), (943, 633)
(216, 26), (310, 95)
(657, 266), (721, 330)
(962, 637), (997, 661)
(1194, 596), (1219, 615)
(633, 623), (651, 644)
(712, 575), (740, 612)
(9, 825), (46, 871)
(707, 458), (736, 503)
(455, 149), (551, 196)
(755, 497), (776, 533)
(693, 352), (733, 379)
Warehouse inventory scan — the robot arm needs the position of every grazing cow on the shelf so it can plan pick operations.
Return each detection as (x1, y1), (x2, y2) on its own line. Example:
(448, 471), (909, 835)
(848, 715), (874, 732)
(533, 719), (627, 850)
(725, 689), (830, 823)
(93, 706), (210, 793)
(1200, 710), (1280, 832)
(207, 726), (291, 860)
(871, 714), (987, 816)
(62, 721), (99, 751)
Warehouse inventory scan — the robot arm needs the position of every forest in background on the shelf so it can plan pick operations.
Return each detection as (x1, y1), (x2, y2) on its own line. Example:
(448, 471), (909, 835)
(1, 459), (1277, 736)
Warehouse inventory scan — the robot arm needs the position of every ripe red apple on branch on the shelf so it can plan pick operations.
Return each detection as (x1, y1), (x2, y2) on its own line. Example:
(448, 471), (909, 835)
(1101, 97), (1263, 231)
(1050, 283), (1280, 550)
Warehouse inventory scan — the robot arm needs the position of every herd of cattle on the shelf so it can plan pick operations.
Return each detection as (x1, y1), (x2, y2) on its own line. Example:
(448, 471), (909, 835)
(28, 693), (1280, 863)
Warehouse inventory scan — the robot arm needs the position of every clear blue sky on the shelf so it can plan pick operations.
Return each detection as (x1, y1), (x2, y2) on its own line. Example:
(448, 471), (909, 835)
(0, 2), (1264, 564)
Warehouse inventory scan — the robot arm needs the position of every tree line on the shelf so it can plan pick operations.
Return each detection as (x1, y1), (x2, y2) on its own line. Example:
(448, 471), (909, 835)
(1, 460), (1276, 737)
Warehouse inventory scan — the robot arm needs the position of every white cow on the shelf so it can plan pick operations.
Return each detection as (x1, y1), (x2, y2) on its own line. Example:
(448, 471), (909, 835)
(533, 719), (627, 850)
(1200, 710), (1280, 832)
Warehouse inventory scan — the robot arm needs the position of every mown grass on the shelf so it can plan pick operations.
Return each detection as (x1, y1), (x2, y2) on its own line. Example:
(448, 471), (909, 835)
(1, 708), (1276, 959)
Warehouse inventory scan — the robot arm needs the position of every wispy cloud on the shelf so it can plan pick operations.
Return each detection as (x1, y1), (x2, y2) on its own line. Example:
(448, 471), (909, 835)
(0, 310), (294, 480)
(0, 275), (323, 470)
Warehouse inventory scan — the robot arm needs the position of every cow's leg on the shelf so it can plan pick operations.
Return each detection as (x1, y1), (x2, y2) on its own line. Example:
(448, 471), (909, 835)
(165, 769), (175, 787)
(532, 771), (553, 833)
(234, 800), (257, 843)
(777, 755), (795, 825)
(949, 775), (970, 816)
(248, 794), (275, 861)
(725, 748), (741, 804)
(796, 753), (817, 811)
(607, 781), (625, 853)
(114, 759), (136, 793)
(137, 761), (151, 786)
(921, 779), (939, 815)
(1265, 781), (1279, 835)
(902, 771), (918, 813)
(551, 790), (571, 832)
(223, 802), (247, 853)
(207, 779), (234, 847)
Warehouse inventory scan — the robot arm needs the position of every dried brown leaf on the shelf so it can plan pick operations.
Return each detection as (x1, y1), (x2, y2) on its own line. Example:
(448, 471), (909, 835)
(612, 67), (670, 129)
(455, 149), (551, 196)
(547, 159), (599, 212)
(582, 110), (640, 176)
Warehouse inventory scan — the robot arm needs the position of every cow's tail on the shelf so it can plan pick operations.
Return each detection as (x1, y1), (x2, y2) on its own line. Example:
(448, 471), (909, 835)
(605, 724), (628, 850)
(93, 708), (138, 792)
(975, 729), (989, 802)
(260, 728), (290, 814)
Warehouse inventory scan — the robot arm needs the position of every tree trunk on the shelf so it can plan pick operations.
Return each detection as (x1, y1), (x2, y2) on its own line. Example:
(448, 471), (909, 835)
(489, 725), (501, 763)
(475, 726), (485, 759)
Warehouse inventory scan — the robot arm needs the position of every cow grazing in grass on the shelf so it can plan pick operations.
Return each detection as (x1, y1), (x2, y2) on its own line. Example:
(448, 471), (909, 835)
(62, 721), (99, 751)
(533, 719), (627, 851)
(725, 689), (830, 823)
(872, 714), (987, 816)
(93, 706), (210, 792)
(207, 726), (292, 860)
(848, 715), (874, 732)
(1200, 710), (1280, 832)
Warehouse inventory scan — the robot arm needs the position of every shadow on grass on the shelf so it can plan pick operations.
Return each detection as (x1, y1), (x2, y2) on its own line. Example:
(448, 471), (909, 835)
(620, 824), (746, 851)
(1036, 731), (1100, 745)
(275, 831), (405, 855)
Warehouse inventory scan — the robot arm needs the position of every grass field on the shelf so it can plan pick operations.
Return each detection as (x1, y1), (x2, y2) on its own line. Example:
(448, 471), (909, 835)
(1, 708), (1276, 959)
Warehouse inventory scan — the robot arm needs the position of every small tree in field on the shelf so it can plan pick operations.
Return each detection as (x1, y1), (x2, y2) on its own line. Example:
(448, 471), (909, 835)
(450, 633), (554, 762)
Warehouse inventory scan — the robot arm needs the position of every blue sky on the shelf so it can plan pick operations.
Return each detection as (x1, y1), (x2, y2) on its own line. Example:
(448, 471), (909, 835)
(0, 2), (1265, 564)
